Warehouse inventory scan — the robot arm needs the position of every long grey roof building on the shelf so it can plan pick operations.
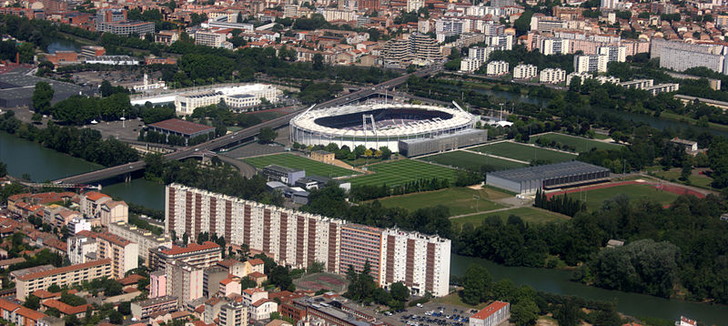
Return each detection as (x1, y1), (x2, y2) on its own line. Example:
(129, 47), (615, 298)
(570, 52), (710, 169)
(486, 160), (610, 194)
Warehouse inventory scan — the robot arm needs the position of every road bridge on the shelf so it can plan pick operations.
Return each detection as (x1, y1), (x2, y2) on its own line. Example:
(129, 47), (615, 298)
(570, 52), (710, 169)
(52, 67), (442, 185)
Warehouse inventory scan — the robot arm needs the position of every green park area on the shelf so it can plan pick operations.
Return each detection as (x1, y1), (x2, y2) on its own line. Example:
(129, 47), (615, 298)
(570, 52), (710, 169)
(374, 187), (508, 216)
(420, 150), (527, 172)
(450, 206), (570, 230)
(647, 167), (714, 189)
(529, 133), (622, 153)
(349, 159), (459, 187)
(569, 183), (683, 211)
(473, 142), (577, 164)
(243, 153), (357, 178)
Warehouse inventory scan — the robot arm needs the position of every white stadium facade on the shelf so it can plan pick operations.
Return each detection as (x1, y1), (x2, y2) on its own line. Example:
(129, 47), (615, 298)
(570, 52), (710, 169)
(290, 102), (479, 151)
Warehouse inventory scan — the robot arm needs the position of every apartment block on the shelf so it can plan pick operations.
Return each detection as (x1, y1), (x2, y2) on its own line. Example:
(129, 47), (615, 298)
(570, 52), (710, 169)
(0, 299), (48, 326)
(598, 45), (626, 63)
(67, 231), (138, 279)
(513, 64), (538, 79)
(108, 221), (172, 266)
(150, 241), (222, 271)
(165, 184), (452, 296)
(460, 58), (483, 73)
(540, 38), (570, 55)
(218, 301), (248, 326)
(650, 39), (727, 74)
(486, 61), (509, 76)
(573, 54), (608, 73)
(167, 260), (204, 305)
(539, 68), (566, 84)
(15, 259), (112, 300)
(380, 228), (451, 297)
(131, 295), (178, 320)
(194, 30), (230, 48)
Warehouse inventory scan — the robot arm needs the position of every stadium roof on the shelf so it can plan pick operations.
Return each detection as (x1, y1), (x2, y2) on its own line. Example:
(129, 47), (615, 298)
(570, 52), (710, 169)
(399, 129), (487, 145)
(487, 161), (609, 183)
(291, 103), (476, 137)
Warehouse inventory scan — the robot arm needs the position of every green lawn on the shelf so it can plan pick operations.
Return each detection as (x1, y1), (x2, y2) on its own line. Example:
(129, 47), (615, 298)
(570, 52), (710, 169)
(451, 206), (570, 229)
(349, 159), (459, 187)
(243, 153), (357, 177)
(573, 183), (683, 211)
(647, 167), (714, 189)
(420, 150), (527, 172)
(529, 133), (622, 153)
(473, 142), (577, 164)
(373, 187), (506, 216)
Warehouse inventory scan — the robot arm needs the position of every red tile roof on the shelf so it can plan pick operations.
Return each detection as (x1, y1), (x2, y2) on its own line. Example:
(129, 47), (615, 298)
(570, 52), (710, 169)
(252, 298), (271, 307)
(15, 306), (47, 320)
(119, 274), (146, 285)
(0, 299), (20, 312)
(247, 258), (264, 266)
(17, 259), (111, 281)
(42, 299), (90, 315)
(31, 289), (60, 299)
(247, 271), (266, 279)
(83, 191), (111, 202)
(161, 241), (221, 256)
(471, 301), (509, 320)
(76, 231), (132, 247)
(148, 119), (215, 136)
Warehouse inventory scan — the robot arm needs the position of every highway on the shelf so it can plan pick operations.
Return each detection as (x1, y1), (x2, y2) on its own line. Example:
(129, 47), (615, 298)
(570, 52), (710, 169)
(53, 66), (442, 185)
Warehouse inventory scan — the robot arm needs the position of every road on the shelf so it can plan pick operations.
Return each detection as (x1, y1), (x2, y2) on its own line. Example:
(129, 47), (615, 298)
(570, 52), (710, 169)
(53, 66), (442, 185)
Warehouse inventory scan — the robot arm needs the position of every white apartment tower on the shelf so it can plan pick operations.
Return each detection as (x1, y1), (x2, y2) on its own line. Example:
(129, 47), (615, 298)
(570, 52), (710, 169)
(165, 184), (452, 296)
(486, 60), (509, 76)
(513, 64), (538, 79)
(539, 68), (567, 84)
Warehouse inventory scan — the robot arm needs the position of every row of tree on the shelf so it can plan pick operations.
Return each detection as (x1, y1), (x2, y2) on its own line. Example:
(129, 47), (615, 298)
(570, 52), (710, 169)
(0, 111), (139, 169)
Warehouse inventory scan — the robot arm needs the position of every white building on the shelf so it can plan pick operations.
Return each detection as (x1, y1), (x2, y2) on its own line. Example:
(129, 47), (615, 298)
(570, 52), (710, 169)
(540, 38), (570, 55)
(484, 35), (513, 50)
(407, 0), (424, 12)
(539, 68), (566, 84)
(469, 301), (511, 326)
(573, 54), (608, 73)
(167, 260), (204, 305)
(567, 72), (620, 85)
(513, 64), (538, 79)
(166, 184), (452, 297)
(460, 58), (483, 72)
(67, 231), (139, 279)
(380, 228), (451, 298)
(598, 45), (626, 63)
(67, 217), (92, 235)
(84, 55), (140, 65)
(108, 221), (173, 266)
(172, 84), (282, 115)
(194, 30), (231, 49)
(486, 60), (509, 76)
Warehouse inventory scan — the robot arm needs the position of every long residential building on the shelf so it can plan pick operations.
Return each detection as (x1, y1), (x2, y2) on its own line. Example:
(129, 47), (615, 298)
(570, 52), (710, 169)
(165, 184), (451, 296)
(15, 259), (112, 300)
(108, 221), (173, 266)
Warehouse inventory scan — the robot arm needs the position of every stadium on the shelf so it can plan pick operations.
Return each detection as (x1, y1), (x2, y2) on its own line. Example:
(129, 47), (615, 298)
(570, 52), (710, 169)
(289, 103), (479, 150)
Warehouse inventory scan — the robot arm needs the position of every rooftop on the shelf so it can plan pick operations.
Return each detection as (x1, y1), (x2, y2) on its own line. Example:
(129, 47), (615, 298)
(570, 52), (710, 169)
(148, 119), (216, 136)
(160, 241), (221, 256)
(17, 259), (111, 281)
(471, 301), (509, 320)
(487, 161), (608, 183)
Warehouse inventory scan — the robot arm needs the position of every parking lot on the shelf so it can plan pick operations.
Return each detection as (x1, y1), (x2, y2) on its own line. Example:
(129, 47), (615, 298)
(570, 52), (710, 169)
(367, 301), (477, 326)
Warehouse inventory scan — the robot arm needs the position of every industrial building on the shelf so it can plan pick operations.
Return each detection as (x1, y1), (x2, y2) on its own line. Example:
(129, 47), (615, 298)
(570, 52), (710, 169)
(486, 161), (610, 194)
(146, 118), (216, 145)
(398, 129), (488, 157)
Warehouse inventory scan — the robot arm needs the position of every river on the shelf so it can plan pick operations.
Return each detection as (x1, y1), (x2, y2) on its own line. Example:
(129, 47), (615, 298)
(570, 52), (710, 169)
(451, 255), (728, 325)
(0, 132), (165, 210)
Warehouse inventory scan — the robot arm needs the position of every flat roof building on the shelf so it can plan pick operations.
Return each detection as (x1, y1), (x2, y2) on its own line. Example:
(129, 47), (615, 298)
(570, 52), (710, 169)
(15, 259), (112, 300)
(150, 241), (222, 271)
(108, 221), (172, 266)
(486, 161), (610, 194)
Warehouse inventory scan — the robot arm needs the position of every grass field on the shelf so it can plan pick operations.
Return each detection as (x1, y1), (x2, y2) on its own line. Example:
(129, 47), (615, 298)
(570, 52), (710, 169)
(349, 160), (459, 187)
(243, 153), (357, 177)
(451, 207), (570, 229)
(572, 184), (682, 211)
(374, 187), (507, 216)
(648, 167), (714, 189)
(529, 133), (622, 153)
(420, 150), (527, 172)
(473, 142), (577, 164)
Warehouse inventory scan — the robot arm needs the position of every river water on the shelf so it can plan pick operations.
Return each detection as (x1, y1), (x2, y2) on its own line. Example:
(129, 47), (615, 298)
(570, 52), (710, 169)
(1, 86), (727, 323)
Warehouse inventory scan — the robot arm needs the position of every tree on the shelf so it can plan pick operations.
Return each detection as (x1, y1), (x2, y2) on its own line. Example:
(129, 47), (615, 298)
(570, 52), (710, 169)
(389, 282), (410, 302)
(511, 298), (539, 326)
(32, 82), (54, 114)
(461, 264), (491, 305)
(48, 284), (61, 292)
(0, 161), (6, 177)
(258, 127), (278, 144)
(554, 300), (581, 326)
(100, 80), (114, 97)
(313, 53), (324, 70)
(109, 310), (124, 324)
(23, 295), (40, 309)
